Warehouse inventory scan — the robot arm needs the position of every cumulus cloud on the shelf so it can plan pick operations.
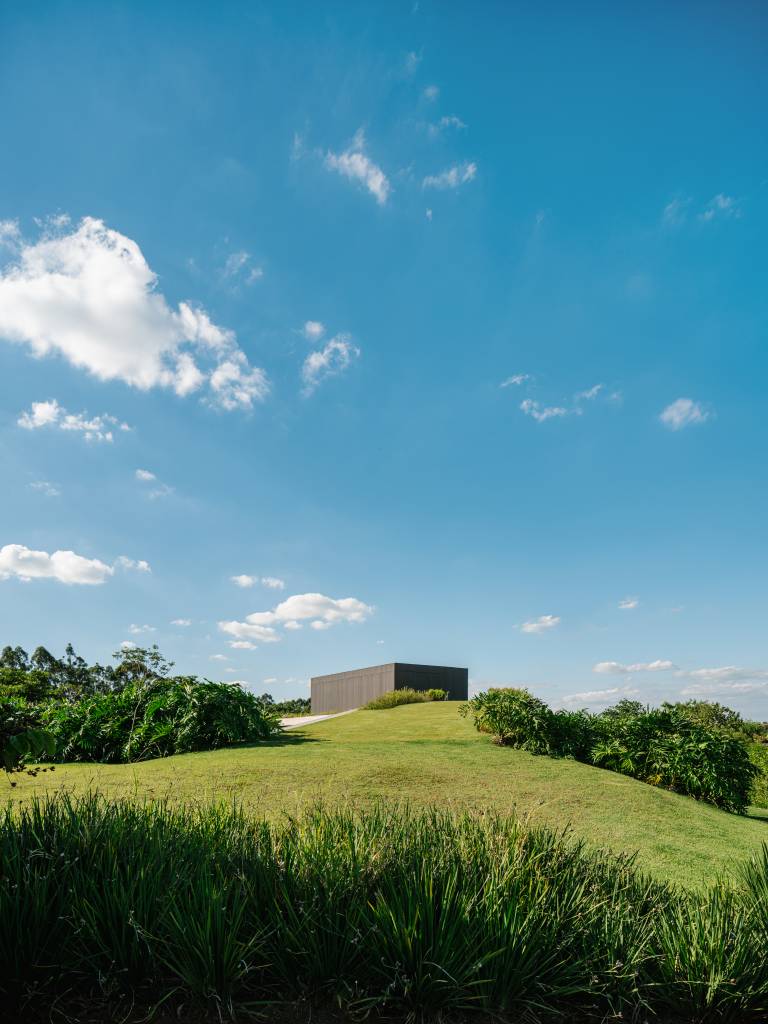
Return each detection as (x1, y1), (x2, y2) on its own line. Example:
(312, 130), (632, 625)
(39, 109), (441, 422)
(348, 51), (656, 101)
(231, 574), (256, 588)
(659, 398), (709, 430)
(0, 543), (114, 585)
(520, 615), (560, 634)
(677, 666), (768, 696)
(231, 574), (285, 590)
(302, 320), (325, 341)
(302, 334), (360, 395)
(618, 597), (639, 610)
(0, 217), (269, 410)
(423, 161), (477, 190)
(325, 131), (390, 205)
(520, 399), (570, 423)
(561, 685), (639, 705)
(115, 555), (151, 573)
(18, 399), (131, 442)
(593, 660), (674, 674)
(219, 592), (373, 644)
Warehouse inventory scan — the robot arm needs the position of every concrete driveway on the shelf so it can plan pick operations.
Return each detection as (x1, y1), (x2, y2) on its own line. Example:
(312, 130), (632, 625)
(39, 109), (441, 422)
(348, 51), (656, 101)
(279, 710), (356, 729)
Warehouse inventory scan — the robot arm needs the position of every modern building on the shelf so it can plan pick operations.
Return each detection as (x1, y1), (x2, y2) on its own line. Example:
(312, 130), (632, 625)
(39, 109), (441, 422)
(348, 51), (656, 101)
(311, 662), (469, 713)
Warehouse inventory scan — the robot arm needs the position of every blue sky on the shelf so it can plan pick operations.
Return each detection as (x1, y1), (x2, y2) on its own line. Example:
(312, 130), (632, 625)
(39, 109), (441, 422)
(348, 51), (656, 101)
(1, 1), (766, 714)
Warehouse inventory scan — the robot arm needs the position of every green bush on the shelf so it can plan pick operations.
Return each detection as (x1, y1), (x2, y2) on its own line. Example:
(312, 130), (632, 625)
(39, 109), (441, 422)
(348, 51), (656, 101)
(1, 795), (767, 1020)
(40, 679), (281, 763)
(363, 688), (430, 710)
(749, 743), (768, 808)
(425, 687), (448, 701)
(462, 690), (758, 813)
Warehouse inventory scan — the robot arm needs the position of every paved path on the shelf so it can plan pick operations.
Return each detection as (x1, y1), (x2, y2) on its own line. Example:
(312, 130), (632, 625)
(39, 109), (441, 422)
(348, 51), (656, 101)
(279, 709), (356, 730)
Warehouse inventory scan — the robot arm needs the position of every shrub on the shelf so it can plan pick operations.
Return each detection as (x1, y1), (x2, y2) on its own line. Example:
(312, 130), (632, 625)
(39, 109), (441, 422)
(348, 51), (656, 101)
(41, 679), (281, 763)
(748, 743), (768, 808)
(1, 795), (767, 1020)
(459, 688), (556, 751)
(463, 690), (758, 813)
(424, 687), (448, 701)
(363, 688), (430, 710)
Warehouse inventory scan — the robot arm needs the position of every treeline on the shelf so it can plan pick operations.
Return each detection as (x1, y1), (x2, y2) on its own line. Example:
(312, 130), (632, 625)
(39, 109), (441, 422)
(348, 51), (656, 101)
(1, 643), (281, 767)
(462, 689), (767, 814)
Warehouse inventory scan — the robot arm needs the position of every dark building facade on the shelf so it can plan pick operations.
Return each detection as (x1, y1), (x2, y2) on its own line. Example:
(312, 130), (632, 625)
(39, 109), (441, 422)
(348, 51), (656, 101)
(311, 662), (469, 713)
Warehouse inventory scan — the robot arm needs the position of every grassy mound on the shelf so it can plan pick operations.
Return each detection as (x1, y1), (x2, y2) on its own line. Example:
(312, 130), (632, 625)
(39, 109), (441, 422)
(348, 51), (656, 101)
(10, 702), (768, 887)
(2, 795), (767, 1021)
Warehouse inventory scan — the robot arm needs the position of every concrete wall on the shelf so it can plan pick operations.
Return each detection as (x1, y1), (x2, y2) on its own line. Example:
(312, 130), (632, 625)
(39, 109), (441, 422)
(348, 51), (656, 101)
(311, 663), (468, 713)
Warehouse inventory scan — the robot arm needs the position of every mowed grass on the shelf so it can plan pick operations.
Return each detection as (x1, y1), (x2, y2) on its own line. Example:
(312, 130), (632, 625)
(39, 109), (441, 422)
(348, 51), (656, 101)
(10, 702), (768, 888)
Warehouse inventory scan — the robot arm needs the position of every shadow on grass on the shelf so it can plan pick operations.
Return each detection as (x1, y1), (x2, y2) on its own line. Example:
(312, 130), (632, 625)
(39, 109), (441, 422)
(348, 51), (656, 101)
(236, 732), (323, 750)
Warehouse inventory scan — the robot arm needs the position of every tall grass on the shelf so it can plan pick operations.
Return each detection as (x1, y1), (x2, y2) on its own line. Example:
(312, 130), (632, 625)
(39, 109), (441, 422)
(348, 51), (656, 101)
(1, 794), (767, 1021)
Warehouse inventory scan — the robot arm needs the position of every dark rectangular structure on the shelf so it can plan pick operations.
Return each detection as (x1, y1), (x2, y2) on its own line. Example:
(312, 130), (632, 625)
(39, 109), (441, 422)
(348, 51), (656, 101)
(311, 662), (468, 713)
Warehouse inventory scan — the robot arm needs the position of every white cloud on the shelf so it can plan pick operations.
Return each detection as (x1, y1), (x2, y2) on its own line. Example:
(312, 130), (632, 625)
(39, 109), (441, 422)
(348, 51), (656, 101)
(427, 115), (467, 138)
(263, 676), (278, 684)
(302, 320), (325, 341)
(302, 334), (360, 395)
(171, 618), (191, 626)
(219, 591), (373, 643)
(0, 217), (269, 410)
(231, 574), (256, 588)
(520, 614), (560, 634)
(423, 161), (477, 190)
(520, 399), (570, 423)
(284, 620), (302, 630)
(403, 51), (421, 76)
(18, 399), (131, 442)
(128, 623), (155, 635)
(618, 597), (639, 610)
(423, 84), (439, 101)
(229, 640), (257, 649)
(261, 576), (285, 590)
(425, 208), (433, 221)
(221, 250), (263, 285)
(210, 654), (229, 662)
(575, 384), (603, 401)
(30, 480), (60, 497)
(699, 194), (740, 222)
(115, 555), (151, 573)
(676, 666), (768, 696)
(120, 640), (136, 650)
(0, 219), (21, 247)
(561, 685), (639, 704)
(0, 543), (114, 585)
(135, 468), (172, 499)
(659, 398), (709, 430)
(500, 374), (530, 388)
(376, 639), (385, 644)
(661, 196), (691, 227)
(594, 660), (674, 674)
(325, 131), (390, 205)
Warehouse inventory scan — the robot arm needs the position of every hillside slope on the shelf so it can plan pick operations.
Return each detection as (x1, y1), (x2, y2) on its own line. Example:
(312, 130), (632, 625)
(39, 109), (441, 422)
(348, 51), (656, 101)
(11, 701), (767, 887)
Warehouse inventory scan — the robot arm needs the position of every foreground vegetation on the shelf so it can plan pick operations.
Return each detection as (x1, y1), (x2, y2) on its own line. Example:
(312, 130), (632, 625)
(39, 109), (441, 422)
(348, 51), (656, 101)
(9, 703), (768, 888)
(2, 794), (767, 1022)
(462, 689), (764, 813)
(363, 686), (448, 709)
(1, 644), (280, 766)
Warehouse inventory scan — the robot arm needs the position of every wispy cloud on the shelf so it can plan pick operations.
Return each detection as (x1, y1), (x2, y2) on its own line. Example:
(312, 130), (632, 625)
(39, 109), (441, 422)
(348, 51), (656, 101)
(699, 194), (740, 222)
(423, 161), (477, 190)
(30, 480), (60, 497)
(422, 84), (439, 101)
(302, 320), (325, 341)
(302, 334), (360, 396)
(520, 614), (560, 634)
(661, 196), (691, 227)
(561, 685), (639, 705)
(618, 597), (639, 610)
(231, 574), (286, 590)
(326, 130), (390, 205)
(171, 618), (192, 626)
(659, 398), (709, 430)
(500, 374), (531, 388)
(677, 666), (768, 696)
(594, 660), (674, 674)
(221, 250), (263, 285)
(135, 468), (173, 499)
(520, 399), (570, 423)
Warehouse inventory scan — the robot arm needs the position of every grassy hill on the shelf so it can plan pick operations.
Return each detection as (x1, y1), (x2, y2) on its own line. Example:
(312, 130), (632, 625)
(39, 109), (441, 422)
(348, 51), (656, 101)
(10, 701), (768, 888)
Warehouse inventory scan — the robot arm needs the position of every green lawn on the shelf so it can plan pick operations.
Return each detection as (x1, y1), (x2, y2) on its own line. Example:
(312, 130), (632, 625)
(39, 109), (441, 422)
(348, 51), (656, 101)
(10, 702), (768, 888)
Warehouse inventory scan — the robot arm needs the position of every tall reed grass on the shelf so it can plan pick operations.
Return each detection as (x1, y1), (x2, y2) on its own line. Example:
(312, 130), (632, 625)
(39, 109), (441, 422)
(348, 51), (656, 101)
(1, 794), (766, 1021)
